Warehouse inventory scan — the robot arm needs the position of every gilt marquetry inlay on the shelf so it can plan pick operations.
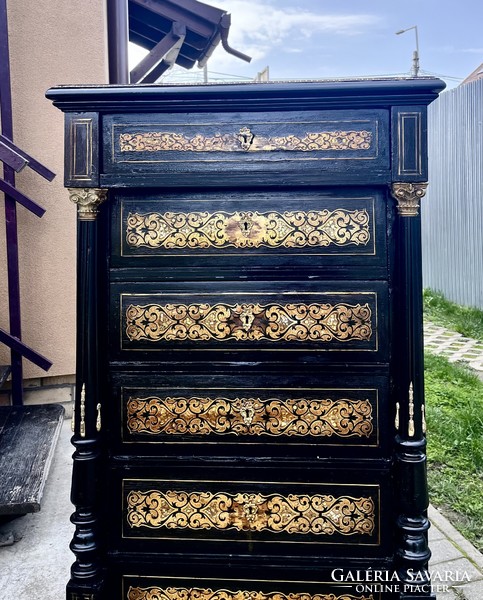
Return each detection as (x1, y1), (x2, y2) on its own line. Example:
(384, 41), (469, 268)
(119, 129), (373, 153)
(126, 490), (376, 535)
(125, 302), (373, 343)
(125, 209), (370, 250)
(126, 395), (374, 438)
(127, 587), (374, 600)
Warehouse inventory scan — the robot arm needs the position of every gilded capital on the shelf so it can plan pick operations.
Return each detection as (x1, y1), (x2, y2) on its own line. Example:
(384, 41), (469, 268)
(69, 188), (108, 221)
(390, 182), (428, 217)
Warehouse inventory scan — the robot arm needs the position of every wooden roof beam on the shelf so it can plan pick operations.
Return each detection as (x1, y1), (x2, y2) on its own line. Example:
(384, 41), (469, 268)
(130, 21), (186, 83)
(130, 0), (216, 38)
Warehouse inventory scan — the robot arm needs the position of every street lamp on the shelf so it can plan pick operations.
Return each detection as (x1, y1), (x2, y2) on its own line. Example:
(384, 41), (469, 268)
(396, 25), (420, 77)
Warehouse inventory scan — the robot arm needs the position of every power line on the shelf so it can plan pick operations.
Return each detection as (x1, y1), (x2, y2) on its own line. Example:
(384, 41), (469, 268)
(419, 69), (463, 82)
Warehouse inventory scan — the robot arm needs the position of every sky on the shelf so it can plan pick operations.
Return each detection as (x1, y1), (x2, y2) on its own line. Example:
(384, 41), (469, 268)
(129, 0), (483, 89)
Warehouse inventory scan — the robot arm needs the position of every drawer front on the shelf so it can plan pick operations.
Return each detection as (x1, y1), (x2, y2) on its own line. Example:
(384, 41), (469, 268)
(110, 189), (388, 272)
(111, 372), (388, 455)
(119, 575), (383, 600)
(103, 109), (389, 184)
(120, 477), (383, 552)
(111, 282), (387, 359)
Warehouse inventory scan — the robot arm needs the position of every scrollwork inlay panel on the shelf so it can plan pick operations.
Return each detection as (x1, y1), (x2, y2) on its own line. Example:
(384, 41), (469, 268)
(126, 395), (373, 438)
(125, 209), (370, 250)
(127, 587), (373, 600)
(126, 490), (376, 536)
(119, 129), (373, 153)
(125, 302), (373, 343)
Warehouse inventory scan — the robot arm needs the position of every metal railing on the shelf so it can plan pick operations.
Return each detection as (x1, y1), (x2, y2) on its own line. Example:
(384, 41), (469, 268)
(0, 0), (54, 404)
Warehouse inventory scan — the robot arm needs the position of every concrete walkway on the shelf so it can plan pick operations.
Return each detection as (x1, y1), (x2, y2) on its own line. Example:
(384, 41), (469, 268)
(1, 320), (482, 599)
(0, 419), (72, 600)
(429, 505), (483, 599)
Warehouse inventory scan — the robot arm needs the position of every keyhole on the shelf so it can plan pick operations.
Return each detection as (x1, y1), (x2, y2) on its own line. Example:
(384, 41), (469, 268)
(237, 127), (254, 150)
(239, 215), (253, 238)
(240, 308), (255, 331)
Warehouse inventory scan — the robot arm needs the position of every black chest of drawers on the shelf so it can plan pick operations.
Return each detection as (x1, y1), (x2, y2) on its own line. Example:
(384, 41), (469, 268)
(47, 78), (445, 600)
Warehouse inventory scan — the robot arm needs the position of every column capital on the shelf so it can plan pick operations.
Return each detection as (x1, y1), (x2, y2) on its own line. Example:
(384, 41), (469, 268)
(69, 188), (108, 221)
(391, 182), (428, 217)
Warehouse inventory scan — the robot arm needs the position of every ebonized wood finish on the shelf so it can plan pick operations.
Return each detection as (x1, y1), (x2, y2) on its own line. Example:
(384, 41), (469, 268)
(47, 78), (445, 600)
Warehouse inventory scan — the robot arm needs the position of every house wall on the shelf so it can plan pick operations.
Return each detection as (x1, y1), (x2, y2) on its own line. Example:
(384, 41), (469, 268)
(0, 0), (108, 396)
(422, 79), (483, 308)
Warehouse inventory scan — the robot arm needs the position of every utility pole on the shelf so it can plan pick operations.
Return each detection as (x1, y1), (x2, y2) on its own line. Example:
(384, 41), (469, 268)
(396, 25), (420, 77)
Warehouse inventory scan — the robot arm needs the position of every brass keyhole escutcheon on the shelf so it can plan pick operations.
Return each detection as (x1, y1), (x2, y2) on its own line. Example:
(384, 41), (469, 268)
(237, 127), (255, 151)
(239, 212), (254, 237)
(240, 306), (255, 331)
(239, 398), (256, 426)
(243, 494), (261, 525)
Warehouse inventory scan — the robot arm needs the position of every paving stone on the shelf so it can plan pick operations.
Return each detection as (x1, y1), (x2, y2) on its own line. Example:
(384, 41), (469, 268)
(453, 579), (483, 600)
(430, 539), (465, 565)
(424, 320), (483, 372)
(430, 557), (483, 586)
(429, 524), (446, 541)
(429, 506), (483, 572)
(433, 588), (460, 600)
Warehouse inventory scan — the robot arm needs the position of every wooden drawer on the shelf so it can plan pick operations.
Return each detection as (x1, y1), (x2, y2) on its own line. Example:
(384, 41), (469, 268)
(109, 188), (388, 274)
(102, 109), (389, 185)
(113, 468), (389, 558)
(110, 281), (388, 361)
(118, 574), (383, 600)
(109, 371), (389, 457)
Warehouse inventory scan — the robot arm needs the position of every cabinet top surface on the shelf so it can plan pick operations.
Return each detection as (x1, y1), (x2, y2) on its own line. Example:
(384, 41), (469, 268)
(46, 77), (445, 113)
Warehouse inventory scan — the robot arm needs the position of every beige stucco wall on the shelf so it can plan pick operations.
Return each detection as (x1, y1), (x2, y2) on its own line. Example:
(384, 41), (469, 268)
(0, 0), (108, 380)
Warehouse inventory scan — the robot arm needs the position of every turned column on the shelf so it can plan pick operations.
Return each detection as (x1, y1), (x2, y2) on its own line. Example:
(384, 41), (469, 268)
(67, 188), (108, 600)
(391, 182), (434, 600)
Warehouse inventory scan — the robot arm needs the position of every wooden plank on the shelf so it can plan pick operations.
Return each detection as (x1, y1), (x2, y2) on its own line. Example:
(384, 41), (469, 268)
(0, 404), (65, 514)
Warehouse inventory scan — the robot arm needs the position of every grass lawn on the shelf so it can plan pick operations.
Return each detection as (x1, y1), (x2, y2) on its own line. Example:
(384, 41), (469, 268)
(423, 289), (483, 551)
(425, 352), (483, 552)
(423, 288), (483, 342)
